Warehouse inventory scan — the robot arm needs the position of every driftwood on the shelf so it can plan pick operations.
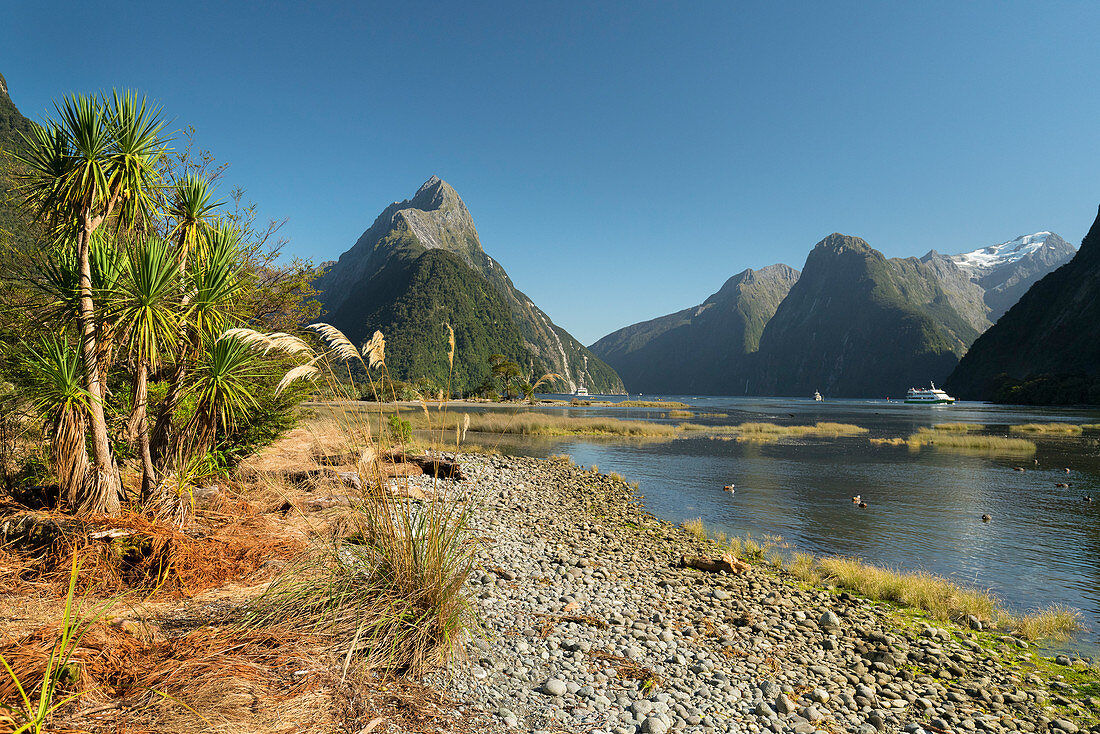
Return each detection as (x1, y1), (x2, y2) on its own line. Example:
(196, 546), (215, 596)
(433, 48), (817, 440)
(679, 554), (750, 575)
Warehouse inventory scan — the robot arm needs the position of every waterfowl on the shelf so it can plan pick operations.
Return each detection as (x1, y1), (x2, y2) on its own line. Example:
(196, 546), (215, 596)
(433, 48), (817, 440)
(723, 484), (735, 492)
(981, 514), (992, 522)
(1086, 496), (1094, 502)
(852, 495), (861, 503)
(1056, 482), (1071, 488)
(1013, 467), (1026, 472)
(1066, 467), (1072, 473)
(858, 501), (868, 509)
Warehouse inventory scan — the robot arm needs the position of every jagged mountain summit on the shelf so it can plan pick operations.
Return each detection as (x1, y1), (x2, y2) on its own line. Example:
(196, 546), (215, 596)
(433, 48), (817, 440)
(315, 177), (624, 394)
(589, 264), (799, 394)
(947, 207), (1100, 403)
(949, 232), (1076, 321)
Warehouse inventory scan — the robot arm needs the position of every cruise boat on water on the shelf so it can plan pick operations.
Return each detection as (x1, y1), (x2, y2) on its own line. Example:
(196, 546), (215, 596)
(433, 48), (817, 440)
(813, 391), (823, 401)
(904, 382), (955, 404)
(573, 385), (589, 397)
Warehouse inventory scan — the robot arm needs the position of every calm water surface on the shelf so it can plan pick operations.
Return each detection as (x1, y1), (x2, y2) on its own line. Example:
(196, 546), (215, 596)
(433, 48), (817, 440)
(471, 395), (1100, 654)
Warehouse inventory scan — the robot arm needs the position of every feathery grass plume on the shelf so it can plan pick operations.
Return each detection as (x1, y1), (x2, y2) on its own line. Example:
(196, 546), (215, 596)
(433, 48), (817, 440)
(275, 363), (321, 397)
(361, 330), (386, 369)
(461, 414), (470, 442)
(306, 323), (361, 363)
(220, 327), (313, 357)
(445, 323), (455, 369)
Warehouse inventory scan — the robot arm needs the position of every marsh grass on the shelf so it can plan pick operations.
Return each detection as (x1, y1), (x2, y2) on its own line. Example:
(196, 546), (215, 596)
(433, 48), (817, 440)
(681, 518), (707, 542)
(1009, 422), (1084, 435)
(933, 423), (985, 432)
(869, 437), (908, 446)
(457, 412), (678, 437)
(609, 401), (689, 408)
(682, 421), (868, 439)
(1082, 424), (1100, 431)
(785, 555), (1080, 641)
(999, 606), (1082, 642)
(666, 410), (694, 418)
(907, 429), (1037, 454)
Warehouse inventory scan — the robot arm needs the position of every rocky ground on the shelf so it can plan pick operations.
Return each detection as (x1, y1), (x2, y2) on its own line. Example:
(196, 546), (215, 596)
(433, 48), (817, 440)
(413, 453), (1099, 734)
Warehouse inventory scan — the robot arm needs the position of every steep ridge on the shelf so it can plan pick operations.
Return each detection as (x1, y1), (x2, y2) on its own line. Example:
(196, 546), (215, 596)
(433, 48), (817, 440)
(316, 177), (624, 394)
(751, 234), (975, 397)
(947, 206), (1100, 402)
(589, 264), (799, 394)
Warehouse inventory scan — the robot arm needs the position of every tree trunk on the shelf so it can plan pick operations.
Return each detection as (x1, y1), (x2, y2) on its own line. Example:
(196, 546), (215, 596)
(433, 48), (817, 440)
(131, 363), (156, 500)
(76, 223), (121, 515)
(150, 245), (193, 468)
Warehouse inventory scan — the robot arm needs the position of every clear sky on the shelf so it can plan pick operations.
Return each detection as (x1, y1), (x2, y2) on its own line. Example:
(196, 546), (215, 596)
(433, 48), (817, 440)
(4, 1), (1098, 344)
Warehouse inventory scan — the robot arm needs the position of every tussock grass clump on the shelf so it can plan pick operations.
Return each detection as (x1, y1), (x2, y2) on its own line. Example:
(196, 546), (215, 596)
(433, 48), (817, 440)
(613, 400), (689, 408)
(1081, 423), (1100, 431)
(666, 410), (694, 418)
(814, 556), (997, 622)
(462, 412), (677, 437)
(244, 486), (477, 674)
(796, 555), (1081, 641)
(933, 423), (985, 432)
(681, 518), (707, 542)
(684, 421), (869, 438)
(1009, 422), (1084, 435)
(907, 429), (1037, 454)
(1000, 606), (1082, 642)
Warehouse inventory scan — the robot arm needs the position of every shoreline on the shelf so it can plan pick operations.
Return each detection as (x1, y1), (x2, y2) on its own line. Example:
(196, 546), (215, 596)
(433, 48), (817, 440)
(434, 452), (1100, 734)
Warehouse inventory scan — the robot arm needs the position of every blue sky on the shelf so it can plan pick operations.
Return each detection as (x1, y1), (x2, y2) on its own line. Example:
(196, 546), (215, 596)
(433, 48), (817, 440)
(4, 1), (1098, 344)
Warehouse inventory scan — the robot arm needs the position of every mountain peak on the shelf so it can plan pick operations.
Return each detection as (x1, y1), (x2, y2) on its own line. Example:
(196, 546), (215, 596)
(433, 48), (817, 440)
(814, 232), (872, 255)
(407, 175), (465, 214)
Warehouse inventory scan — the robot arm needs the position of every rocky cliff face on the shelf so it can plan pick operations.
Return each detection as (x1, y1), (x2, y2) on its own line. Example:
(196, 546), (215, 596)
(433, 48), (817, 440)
(315, 177), (624, 394)
(589, 264), (798, 394)
(750, 234), (973, 397)
(947, 208), (1100, 401)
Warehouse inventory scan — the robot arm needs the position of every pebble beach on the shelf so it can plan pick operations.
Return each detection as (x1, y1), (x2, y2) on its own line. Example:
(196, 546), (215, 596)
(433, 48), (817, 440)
(415, 453), (1099, 734)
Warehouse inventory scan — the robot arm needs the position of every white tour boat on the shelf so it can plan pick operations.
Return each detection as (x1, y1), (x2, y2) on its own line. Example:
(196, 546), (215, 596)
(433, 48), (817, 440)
(573, 385), (589, 397)
(813, 391), (823, 401)
(904, 382), (955, 404)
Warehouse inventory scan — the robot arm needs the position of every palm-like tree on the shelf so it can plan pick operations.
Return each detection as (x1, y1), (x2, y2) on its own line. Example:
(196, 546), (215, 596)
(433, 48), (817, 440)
(113, 235), (181, 497)
(151, 223), (244, 465)
(13, 91), (169, 515)
(23, 339), (91, 510)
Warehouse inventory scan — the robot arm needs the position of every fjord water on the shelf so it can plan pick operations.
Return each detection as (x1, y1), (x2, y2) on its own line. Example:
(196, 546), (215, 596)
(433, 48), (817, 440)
(493, 396), (1100, 653)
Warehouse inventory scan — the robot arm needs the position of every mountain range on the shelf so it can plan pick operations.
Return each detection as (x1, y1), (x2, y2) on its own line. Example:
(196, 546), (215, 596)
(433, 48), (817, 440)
(592, 230), (1076, 397)
(947, 207), (1100, 403)
(315, 177), (624, 394)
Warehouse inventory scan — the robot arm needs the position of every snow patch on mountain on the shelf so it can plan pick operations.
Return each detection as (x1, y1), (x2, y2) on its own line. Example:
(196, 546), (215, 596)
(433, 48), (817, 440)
(950, 232), (1055, 276)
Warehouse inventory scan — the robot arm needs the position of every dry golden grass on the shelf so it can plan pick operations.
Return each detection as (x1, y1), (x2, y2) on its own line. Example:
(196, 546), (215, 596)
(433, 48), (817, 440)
(907, 429), (1037, 454)
(682, 421), (868, 438)
(932, 422), (985, 432)
(1009, 422), (1084, 435)
(999, 606), (1082, 642)
(666, 409), (694, 418)
(814, 556), (997, 621)
(869, 437), (908, 446)
(784, 554), (1080, 640)
(681, 518), (707, 542)
(459, 412), (678, 437)
(611, 400), (689, 408)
